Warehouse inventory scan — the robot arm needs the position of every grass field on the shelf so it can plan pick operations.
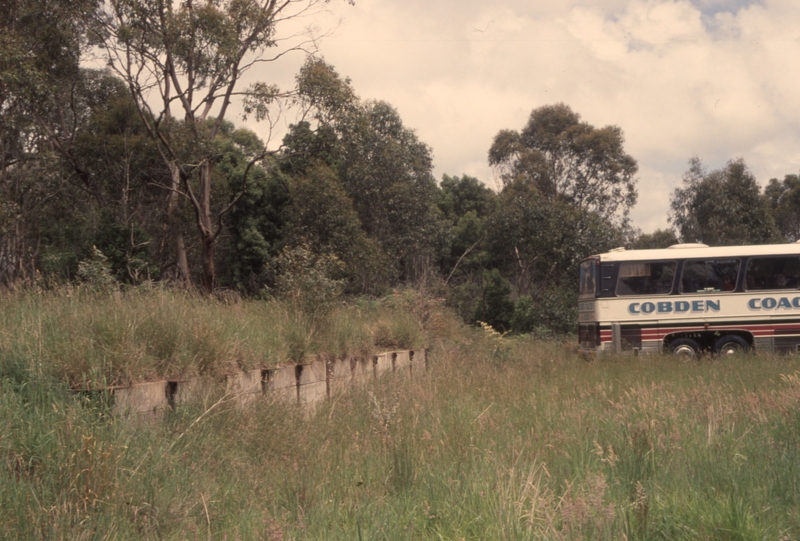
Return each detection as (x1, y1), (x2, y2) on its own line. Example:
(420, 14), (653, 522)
(2, 288), (800, 539)
(0, 287), (427, 388)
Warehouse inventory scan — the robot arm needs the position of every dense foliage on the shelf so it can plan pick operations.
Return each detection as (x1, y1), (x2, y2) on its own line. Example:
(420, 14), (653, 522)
(3, 3), (800, 335)
(670, 157), (780, 245)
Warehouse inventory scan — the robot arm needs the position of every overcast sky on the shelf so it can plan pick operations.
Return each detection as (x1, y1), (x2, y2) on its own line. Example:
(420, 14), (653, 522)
(252, 0), (800, 233)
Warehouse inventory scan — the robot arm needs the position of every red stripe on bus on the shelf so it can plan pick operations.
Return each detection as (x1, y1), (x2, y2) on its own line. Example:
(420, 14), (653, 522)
(598, 322), (800, 344)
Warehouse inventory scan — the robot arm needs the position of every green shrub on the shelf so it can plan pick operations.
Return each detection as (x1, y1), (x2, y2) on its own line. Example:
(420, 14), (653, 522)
(511, 286), (577, 335)
(473, 268), (514, 332)
(272, 244), (345, 315)
(76, 247), (119, 292)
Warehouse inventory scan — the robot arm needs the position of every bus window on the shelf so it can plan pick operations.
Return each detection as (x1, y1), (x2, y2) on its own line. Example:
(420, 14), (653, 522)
(616, 261), (675, 296)
(681, 259), (739, 293)
(745, 257), (800, 291)
(579, 260), (596, 297)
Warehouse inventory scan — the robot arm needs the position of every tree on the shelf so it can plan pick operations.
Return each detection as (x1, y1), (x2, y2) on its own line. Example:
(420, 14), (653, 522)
(292, 58), (442, 285)
(473, 268), (514, 332)
(480, 178), (625, 333)
(487, 182), (624, 296)
(670, 157), (779, 246)
(437, 174), (497, 221)
(282, 163), (393, 295)
(338, 100), (441, 282)
(630, 228), (679, 249)
(212, 121), (289, 294)
(1, 0), (100, 285)
(435, 174), (497, 284)
(510, 286), (577, 335)
(90, 0), (352, 292)
(764, 173), (800, 241)
(61, 70), (173, 283)
(1, 61), (165, 285)
(488, 103), (638, 224)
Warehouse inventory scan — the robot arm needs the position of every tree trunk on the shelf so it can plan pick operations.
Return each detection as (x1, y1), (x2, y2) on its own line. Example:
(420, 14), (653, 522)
(200, 234), (215, 293)
(167, 161), (190, 284)
(198, 160), (215, 293)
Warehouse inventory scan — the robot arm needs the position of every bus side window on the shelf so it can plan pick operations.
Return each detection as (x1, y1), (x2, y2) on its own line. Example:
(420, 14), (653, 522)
(616, 261), (675, 296)
(680, 259), (739, 294)
(745, 257), (800, 290)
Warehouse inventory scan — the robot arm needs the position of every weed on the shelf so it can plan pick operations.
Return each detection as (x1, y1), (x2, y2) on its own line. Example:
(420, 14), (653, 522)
(1, 289), (800, 539)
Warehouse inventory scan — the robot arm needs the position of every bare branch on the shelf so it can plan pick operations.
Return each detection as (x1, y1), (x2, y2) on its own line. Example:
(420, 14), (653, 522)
(445, 235), (485, 286)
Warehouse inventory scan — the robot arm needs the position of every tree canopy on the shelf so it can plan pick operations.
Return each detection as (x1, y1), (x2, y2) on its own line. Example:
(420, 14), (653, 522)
(1, 0), (102, 284)
(630, 228), (679, 250)
(88, 0), (352, 291)
(670, 157), (779, 246)
(765, 173), (800, 242)
(9, 1), (800, 337)
(488, 103), (638, 224)
(291, 58), (442, 285)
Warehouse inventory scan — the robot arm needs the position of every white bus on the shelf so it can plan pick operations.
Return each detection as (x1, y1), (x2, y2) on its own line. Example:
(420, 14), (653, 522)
(578, 242), (800, 357)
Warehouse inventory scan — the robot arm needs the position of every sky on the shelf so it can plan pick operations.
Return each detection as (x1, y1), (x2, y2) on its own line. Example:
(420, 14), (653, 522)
(248, 0), (800, 234)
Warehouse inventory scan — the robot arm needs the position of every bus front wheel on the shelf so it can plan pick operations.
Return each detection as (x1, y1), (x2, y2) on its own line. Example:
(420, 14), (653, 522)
(669, 338), (701, 358)
(714, 335), (749, 356)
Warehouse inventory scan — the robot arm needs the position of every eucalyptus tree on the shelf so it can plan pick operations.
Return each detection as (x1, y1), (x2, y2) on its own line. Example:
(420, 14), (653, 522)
(2, 65), (167, 284)
(484, 183), (626, 333)
(764, 173), (800, 242)
(483, 104), (635, 330)
(489, 103), (638, 225)
(0, 0), (100, 284)
(487, 181), (624, 297)
(90, 0), (352, 291)
(670, 157), (779, 246)
(630, 228), (679, 249)
(282, 163), (392, 294)
(292, 58), (442, 286)
(435, 174), (497, 285)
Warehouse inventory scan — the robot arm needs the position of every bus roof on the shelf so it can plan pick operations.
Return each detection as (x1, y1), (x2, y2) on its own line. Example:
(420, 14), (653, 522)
(589, 242), (800, 262)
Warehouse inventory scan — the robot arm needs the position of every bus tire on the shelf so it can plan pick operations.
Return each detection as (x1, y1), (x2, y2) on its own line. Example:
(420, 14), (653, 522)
(669, 338), (701, 358)
(714, 335), (749, 356)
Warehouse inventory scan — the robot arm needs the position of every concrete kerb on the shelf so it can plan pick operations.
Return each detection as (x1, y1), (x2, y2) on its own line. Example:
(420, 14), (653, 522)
(327, 356), (352, 396)
(394, 350), (411, 373)
(410, 348), (427, 374)
(374, 352), (393, 376)
(109, 348), (424, 420)
(265, 365), (298, 403)
(112, 380), (170, 420)
(226, 369), (264, 405)
(172, 376), (223, 407)
(297, 361), (327, 405)
(350, 356), (373, 384)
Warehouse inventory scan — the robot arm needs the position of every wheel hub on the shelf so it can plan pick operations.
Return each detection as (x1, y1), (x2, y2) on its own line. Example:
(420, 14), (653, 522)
(672, 344), (697, 357)
(719, 344), (743, 356)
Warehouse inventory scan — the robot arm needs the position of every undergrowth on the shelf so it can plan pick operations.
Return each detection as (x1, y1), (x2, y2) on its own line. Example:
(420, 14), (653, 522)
(2, 289), (800, 539)
(0, 286), (429, 388)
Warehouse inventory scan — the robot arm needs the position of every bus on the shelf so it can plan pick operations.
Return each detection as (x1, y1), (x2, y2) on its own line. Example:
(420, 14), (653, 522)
(578, 242), (800, 357)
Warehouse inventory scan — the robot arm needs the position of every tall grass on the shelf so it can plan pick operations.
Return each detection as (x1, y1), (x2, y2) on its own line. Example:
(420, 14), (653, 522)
(3, 289), (800, 539)
(0, 286), (427, 388)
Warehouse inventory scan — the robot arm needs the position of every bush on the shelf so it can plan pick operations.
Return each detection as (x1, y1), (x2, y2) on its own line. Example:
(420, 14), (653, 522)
(473, 269), (514, 332)
(511, 287), (577, 335)
(445, 280), (483, 324)
(76, 247), (119, 292)
(271, 244), (345, 315)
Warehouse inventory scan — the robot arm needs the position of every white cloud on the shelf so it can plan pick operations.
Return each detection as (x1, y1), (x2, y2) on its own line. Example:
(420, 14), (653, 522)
(248, 0), (800, 233)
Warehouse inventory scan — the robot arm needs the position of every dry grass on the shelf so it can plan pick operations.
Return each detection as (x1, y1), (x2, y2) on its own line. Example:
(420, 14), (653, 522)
(0, 286), (430, 388)
(3, 290), (800, 539)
